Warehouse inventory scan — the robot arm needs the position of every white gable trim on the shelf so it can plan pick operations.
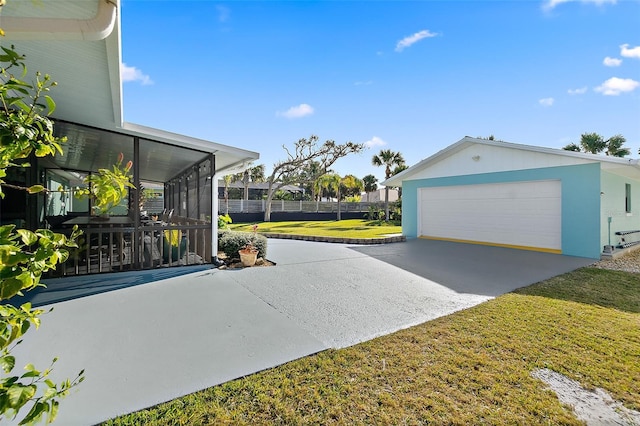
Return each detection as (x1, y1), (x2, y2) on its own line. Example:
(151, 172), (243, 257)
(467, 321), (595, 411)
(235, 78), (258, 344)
(385, 137), (640, 186)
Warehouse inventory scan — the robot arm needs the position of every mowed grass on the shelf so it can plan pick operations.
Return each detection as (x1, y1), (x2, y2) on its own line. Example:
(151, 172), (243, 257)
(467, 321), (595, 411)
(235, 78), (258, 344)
(228, 219), (402, 239)
(106, 267), (640, 425)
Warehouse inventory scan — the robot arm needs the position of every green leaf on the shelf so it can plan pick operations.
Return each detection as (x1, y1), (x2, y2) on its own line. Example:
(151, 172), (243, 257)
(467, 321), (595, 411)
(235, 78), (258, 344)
(10, 99), (31, 113)
(48, 399), (59, 423)
(44, 95), (56, 115)
(0, 278), (26, 301)
(0, 355), (15, 373)
(7, 383), (37, 408)
(26, 185), (45, 194)
(0, 224), (16, 239)
(17, 229), (37, 246)
(18, 400), (47, 425)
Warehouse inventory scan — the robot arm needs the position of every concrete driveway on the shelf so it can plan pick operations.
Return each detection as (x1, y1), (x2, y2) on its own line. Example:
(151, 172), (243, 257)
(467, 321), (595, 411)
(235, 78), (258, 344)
(9, 238), (595, 425)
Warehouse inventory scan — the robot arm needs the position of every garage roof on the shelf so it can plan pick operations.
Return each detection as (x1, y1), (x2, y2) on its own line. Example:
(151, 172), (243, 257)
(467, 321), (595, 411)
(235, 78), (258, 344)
(384, 136), (640, 187)
(0, 0), (258, 179)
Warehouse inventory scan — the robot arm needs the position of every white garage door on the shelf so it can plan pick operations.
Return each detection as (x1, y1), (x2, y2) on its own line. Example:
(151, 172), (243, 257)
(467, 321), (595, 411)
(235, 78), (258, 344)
(419, 180), (561, 253)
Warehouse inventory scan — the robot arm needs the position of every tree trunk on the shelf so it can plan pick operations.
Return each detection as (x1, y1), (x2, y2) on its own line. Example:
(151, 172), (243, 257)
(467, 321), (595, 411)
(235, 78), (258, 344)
(243, 171), (249, 213)
(263, 180), (275, 222)
(337, 187), (342, 221)
(224, 187), (229, 215)
(384, 186), (389, 222)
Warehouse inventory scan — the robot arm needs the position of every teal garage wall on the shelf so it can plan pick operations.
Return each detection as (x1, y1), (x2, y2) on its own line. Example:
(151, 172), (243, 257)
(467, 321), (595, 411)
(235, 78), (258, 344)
(402, 163), (601, 259)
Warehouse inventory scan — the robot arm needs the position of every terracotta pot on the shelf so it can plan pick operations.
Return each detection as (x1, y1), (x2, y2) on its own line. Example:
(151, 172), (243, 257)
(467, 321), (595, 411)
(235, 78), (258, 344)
(238, 249), (258, 267)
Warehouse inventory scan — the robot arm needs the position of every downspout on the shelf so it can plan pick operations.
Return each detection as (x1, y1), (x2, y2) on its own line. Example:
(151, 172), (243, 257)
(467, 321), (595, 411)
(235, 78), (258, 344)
(0, 0), (117, 41)
(210, 154), (225, 266)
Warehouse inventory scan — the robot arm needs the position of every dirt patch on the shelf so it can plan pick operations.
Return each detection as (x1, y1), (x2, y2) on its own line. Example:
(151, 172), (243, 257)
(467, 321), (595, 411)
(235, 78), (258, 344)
(216, 252), (275, 269)
(531, 368), (640, 425)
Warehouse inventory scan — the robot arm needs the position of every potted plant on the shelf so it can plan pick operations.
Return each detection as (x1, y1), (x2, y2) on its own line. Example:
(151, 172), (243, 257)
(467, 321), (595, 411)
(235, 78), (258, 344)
(238, 224), (259, 266)
(162, 229), (188, 263)
(76, 152), (134, 219)
(238, 241), (259, 267)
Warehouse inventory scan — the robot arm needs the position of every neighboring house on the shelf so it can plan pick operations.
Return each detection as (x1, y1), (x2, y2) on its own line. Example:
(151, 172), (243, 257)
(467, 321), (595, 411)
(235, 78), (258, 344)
(0, 0), (259, 273)
(362, 188), (399, 203)
(218, 180), (305, 200)
(383, 137), (640, 260)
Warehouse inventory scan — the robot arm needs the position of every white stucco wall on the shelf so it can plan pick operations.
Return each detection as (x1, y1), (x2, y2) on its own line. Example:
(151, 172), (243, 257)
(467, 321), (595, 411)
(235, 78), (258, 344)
(407, 144), (600, 181)
(600, 170), (640, 248)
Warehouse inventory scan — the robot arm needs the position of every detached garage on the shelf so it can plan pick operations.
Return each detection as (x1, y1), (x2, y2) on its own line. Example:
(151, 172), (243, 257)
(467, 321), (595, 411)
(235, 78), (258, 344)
(384, 137), (640, 259)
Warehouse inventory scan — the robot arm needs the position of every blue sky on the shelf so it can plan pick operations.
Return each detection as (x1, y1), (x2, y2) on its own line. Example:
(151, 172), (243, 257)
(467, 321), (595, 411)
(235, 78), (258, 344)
(120, 0), (640, 184)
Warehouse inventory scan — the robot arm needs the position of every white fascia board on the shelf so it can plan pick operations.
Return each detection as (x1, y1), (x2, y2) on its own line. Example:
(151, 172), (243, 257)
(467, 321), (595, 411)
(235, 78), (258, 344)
(120, 122), (260, 159)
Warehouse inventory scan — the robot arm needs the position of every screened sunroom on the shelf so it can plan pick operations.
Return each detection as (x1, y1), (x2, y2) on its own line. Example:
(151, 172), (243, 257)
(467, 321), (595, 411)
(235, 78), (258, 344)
(3, 119), (258, 276)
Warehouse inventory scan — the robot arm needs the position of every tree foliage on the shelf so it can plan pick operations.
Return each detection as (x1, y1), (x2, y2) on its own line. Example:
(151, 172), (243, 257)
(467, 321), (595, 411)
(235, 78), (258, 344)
(74, 152), (134, 215)
(371, 149), (406, 221)
(362, 174), (378, 202)
(263, 135), (364, 221)
(562, 132), (630, 157)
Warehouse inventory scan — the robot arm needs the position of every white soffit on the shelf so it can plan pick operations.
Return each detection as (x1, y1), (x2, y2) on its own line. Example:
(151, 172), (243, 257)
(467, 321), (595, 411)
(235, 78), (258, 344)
(0, 0), (123, 128)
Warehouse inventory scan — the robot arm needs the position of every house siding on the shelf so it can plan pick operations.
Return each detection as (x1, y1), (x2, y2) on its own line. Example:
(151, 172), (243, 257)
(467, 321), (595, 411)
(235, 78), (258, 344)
(402, 163), (601, 259)
(600, 170), (640, 249)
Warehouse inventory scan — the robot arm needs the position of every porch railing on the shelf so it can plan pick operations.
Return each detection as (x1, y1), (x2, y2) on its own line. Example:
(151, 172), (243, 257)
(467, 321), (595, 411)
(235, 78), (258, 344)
(49, 218), (212, 277)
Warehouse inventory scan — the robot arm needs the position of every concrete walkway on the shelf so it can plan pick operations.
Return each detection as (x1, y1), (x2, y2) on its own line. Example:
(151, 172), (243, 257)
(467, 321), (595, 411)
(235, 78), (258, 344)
(9, 239), (595, 425)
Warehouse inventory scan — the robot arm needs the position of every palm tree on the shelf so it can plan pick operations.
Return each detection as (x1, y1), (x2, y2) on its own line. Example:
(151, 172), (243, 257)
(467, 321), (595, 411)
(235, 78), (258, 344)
(563, 133), (630, 158)
(562, 143), (581, 152)
(605, 134), (630, 157)
(317, 173), (342, 219)
(340, 174), (364, 199)
(362, 174), (378, 202)
(301, 160), (323, 203)
(580, 132), (607, 154)
(372, 149), (405, 221)
(239, 164), (265, 211)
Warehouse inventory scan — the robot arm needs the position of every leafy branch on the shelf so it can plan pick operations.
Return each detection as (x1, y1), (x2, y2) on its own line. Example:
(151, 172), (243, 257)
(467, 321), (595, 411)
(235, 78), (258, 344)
(0, 40), (87, 424)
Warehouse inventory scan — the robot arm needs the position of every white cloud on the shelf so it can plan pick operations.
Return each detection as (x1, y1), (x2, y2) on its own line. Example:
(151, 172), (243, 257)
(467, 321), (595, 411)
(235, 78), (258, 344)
(594, 77), (639, 95)
(395, 29), (438, 52)
(620, 44), (640, 59)
(216, 5), (230, 23)
(542, 0), (616, 11)
(363, 136), (386, 148)
(603, 56), (622, 67)
(539, 97), (555, 106)
(568, 87), (588, 95)
(277, 103), (314, 119)
(121, 63), (153, 85)
(354, 80), (373, 86)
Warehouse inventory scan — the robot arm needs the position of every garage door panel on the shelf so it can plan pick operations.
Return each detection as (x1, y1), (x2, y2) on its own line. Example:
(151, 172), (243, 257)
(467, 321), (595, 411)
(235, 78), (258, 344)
(419, 181), (561, 252)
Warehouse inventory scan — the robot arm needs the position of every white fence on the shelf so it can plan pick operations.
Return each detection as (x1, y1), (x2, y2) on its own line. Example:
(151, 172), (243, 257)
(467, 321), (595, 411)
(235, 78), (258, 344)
(218, 199), (385, 214)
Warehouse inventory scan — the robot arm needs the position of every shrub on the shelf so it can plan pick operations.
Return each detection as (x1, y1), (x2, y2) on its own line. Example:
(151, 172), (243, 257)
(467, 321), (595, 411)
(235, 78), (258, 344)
(389, 200), (402, 222)
(219, 231), (267, 259)
(365, 205), (385, 221)
(218, 214), (232, 229)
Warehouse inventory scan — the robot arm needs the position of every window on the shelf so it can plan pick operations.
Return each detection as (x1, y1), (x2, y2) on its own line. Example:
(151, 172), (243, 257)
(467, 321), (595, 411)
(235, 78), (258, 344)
(46, 169), (89, 216)
(625, 183), (632, 213)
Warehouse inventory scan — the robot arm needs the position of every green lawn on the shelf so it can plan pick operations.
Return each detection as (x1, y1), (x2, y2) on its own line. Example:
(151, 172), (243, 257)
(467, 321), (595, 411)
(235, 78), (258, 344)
(228, 219), (402, 239)
(106, 267), (640, 425)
